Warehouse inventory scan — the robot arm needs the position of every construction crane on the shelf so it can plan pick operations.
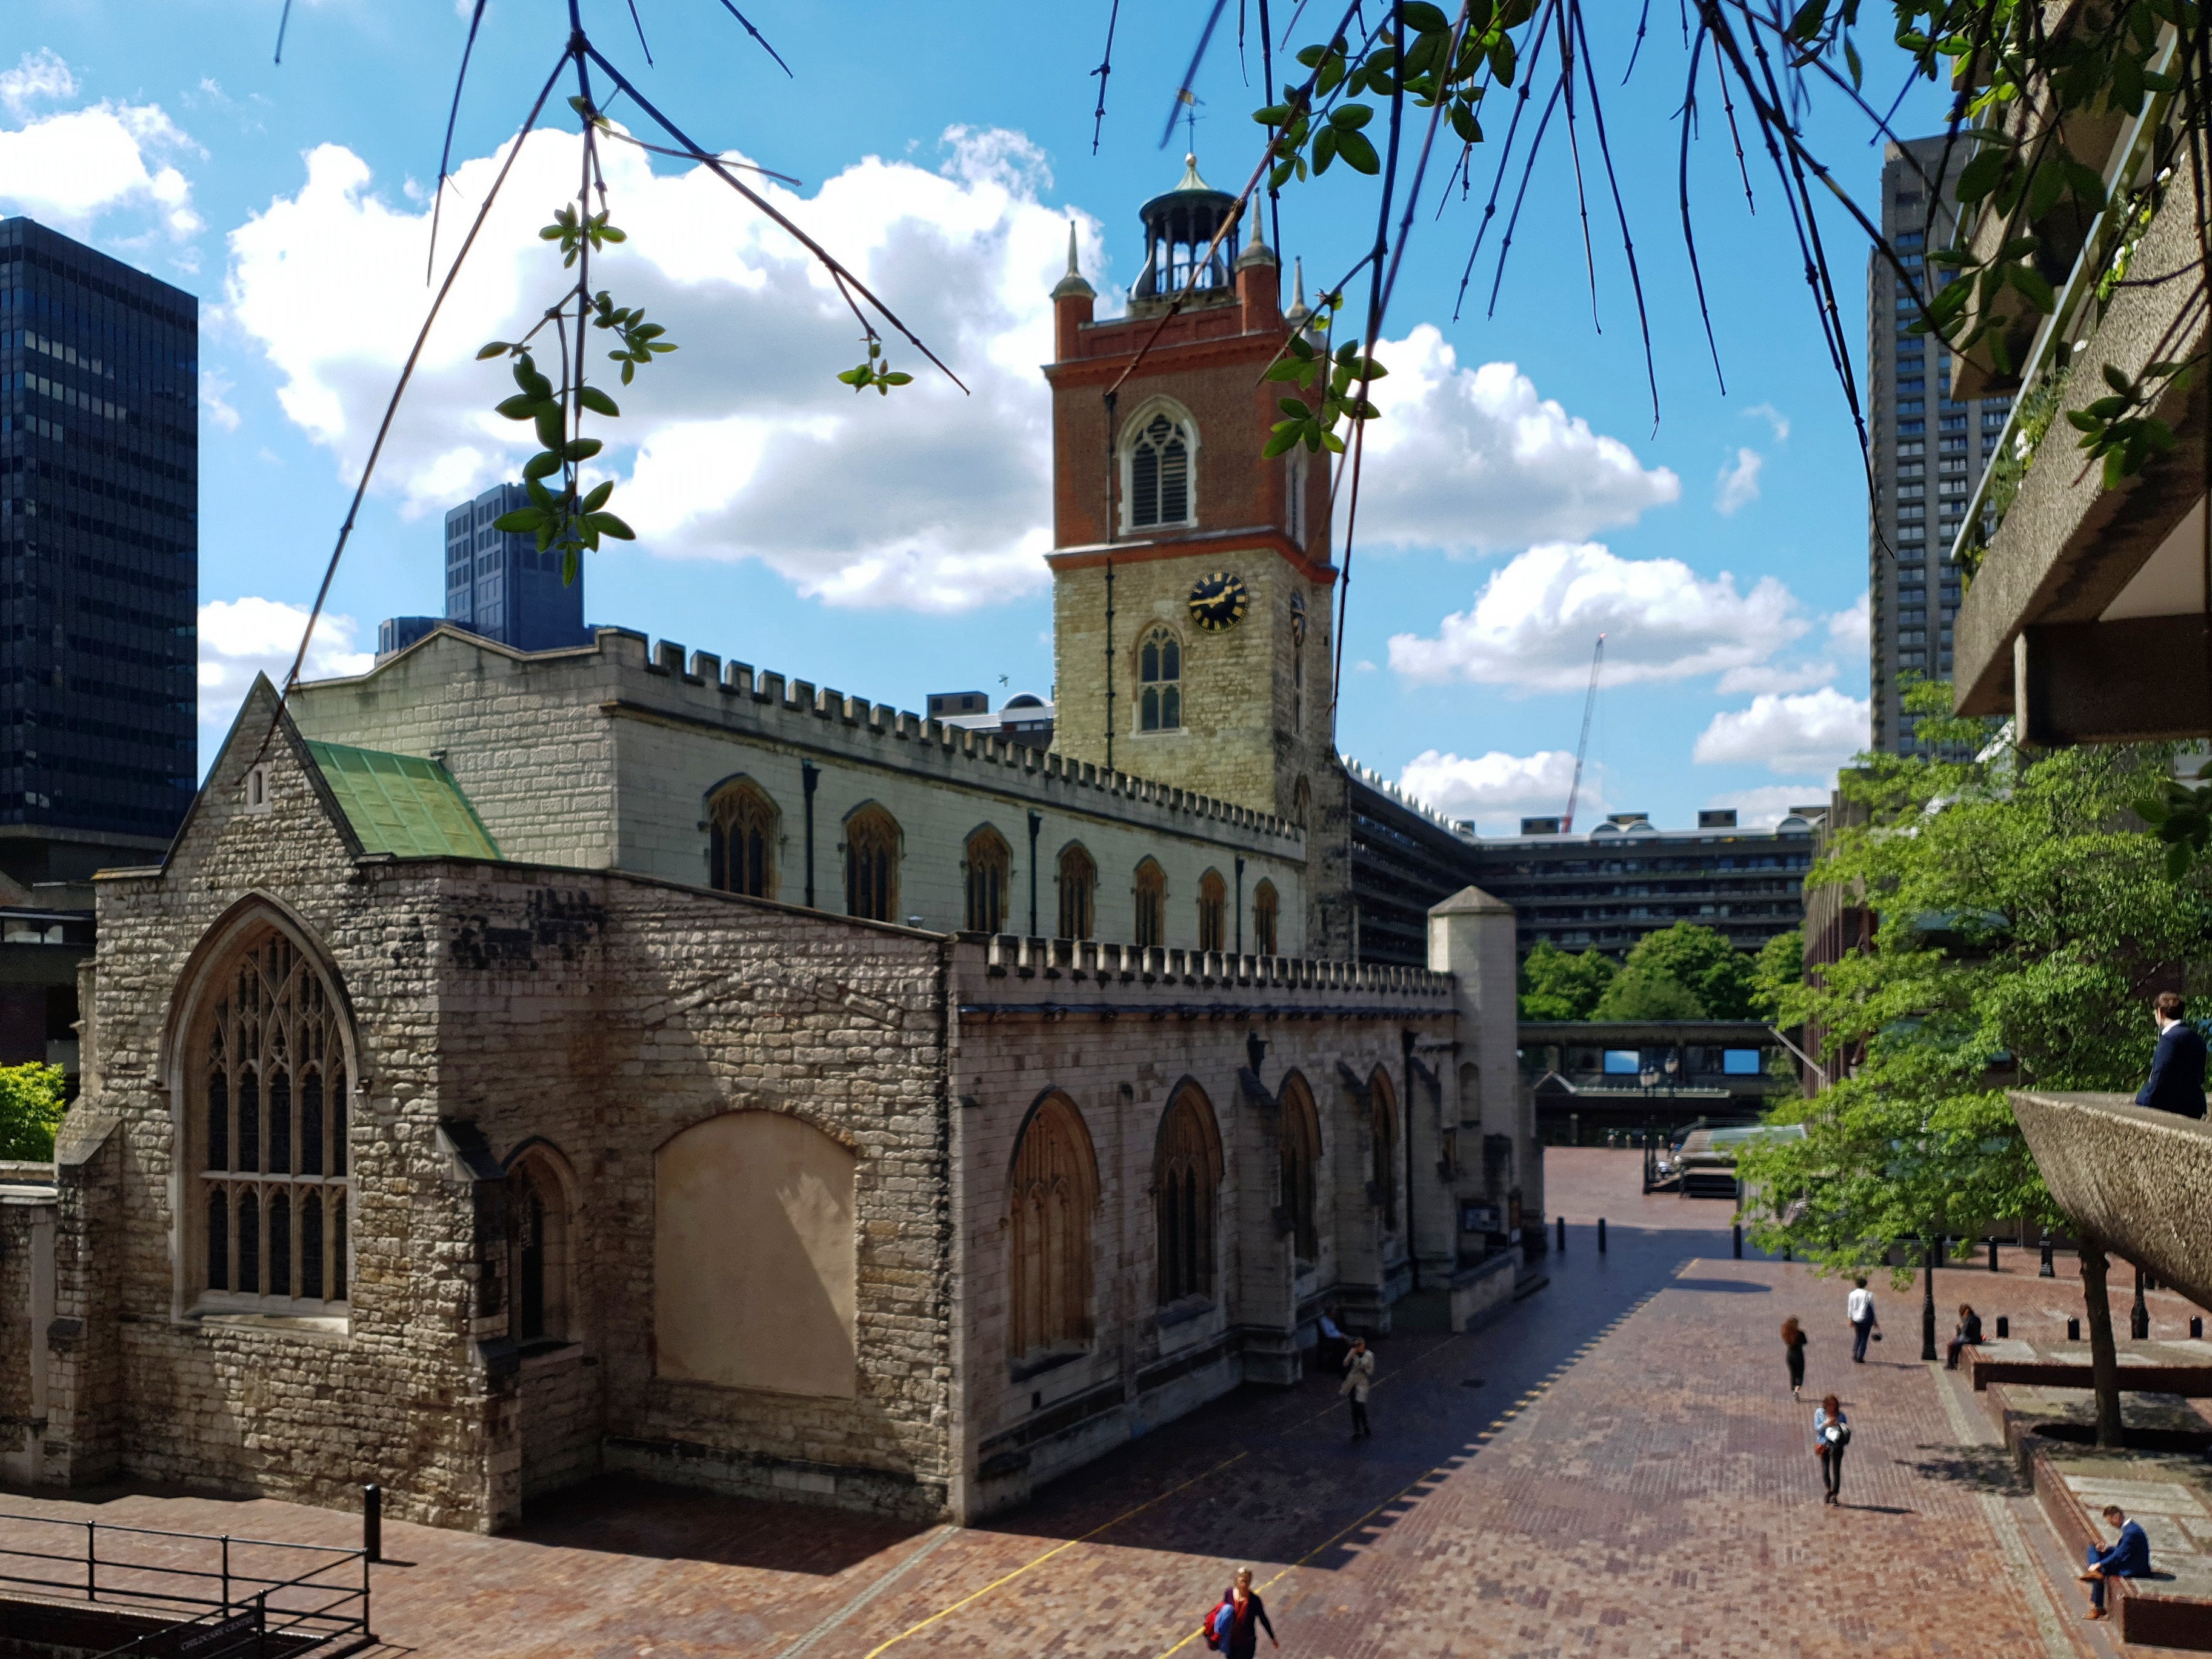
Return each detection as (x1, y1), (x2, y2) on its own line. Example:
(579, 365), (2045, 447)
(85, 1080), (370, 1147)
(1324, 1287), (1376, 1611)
(1561, 634), (1605, 833)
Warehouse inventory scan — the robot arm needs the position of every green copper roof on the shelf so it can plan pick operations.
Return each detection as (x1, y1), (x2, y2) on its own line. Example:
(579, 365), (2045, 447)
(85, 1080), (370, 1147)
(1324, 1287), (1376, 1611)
(303, 741), (503, 860)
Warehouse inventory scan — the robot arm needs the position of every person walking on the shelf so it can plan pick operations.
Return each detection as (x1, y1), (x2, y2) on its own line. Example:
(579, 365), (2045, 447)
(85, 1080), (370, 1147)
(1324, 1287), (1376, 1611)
(1781, 1316), (1809, 1398)
(1846, 1277), (1880, 1363)
(2136, 992), (2208, 1118)
(1341, 1336), (1375, 1438)
(1813, 1394), (1850, 1506)
(1202, 1567), (1280, 1656)
(1945, 1303), (1985, 1371)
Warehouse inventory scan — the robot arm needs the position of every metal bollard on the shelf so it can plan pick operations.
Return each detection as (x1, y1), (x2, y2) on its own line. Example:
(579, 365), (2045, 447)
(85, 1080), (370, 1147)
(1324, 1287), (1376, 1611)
(1996, 1315), (2009, 1340)
(1597, 1217), (1607, 1254)
(363, 1483), (381, 1564)
(2068, 1317), (2082, 1342)
(2040, 1233), (2055, 1278)
(1733, 1223), (1743, 1260)
(1782, 1242), (1792, 1263)
(1556, 1214), (1567, 1253)
(1988, 1238), (1999, 1272)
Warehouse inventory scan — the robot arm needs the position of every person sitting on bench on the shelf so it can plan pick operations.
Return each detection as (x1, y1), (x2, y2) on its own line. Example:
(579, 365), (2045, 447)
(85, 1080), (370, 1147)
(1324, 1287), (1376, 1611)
(1945, 1303), (1984, 1371)
(2079, 1504), (2150, 1621)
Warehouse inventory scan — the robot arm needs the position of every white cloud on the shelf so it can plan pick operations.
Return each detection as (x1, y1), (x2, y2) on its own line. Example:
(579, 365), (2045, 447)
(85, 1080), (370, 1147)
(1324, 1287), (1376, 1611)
(1397, 748), (1596, 834)
(1744, 402), (1790, 442)
(1714, 447), (1763, 516)
(1715, 659), (1837, 695)
(1386, 540), (1807, 693)
(1705, 784), (1832, 827)
(1827, 591), (1871, 648)
(198, 599), (373, 749)
(1353, 329), (1679, 553)
(1693, 687), (1870, 775)
(224, 125), (1104, 613)
(0, 52), (201, 239)
(199, 366), (240, 433)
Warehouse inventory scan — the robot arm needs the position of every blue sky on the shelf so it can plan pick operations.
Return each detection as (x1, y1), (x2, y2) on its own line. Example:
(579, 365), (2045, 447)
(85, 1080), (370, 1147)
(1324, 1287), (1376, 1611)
(1, 1), (1950, 832)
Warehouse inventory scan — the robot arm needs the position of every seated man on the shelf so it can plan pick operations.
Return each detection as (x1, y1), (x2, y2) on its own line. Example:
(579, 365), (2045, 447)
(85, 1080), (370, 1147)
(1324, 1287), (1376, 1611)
(2136, 992), (2207, 1118)
(1945, 1303), (1984, 1371)
(2079, 1504), (2151, 1621)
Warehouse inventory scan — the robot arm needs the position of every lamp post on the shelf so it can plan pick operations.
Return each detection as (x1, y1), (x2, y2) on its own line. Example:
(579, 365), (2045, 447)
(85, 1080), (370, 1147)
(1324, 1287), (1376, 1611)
(1921, 1236), (1939, 1363)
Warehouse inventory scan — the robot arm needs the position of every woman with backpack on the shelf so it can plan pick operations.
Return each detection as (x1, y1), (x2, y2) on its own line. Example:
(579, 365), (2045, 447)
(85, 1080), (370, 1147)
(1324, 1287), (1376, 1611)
(1814, 1393), (1850, 1506)
(1202, 1567), (1279, 1657)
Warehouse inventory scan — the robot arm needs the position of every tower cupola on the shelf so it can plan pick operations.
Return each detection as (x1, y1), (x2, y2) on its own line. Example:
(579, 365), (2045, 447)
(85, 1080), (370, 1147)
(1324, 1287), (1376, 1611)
(1132, 155), (1242, 313)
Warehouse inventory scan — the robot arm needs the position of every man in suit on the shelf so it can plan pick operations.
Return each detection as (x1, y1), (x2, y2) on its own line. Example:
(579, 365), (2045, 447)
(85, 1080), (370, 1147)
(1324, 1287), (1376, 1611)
(2079, 1504), (2151, 1621)
(2136, 992), (2207, 1118)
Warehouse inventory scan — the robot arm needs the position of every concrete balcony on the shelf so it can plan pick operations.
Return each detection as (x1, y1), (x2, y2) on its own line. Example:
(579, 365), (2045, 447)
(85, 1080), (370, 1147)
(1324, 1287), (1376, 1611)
(2010, 1092), (2212, 1308)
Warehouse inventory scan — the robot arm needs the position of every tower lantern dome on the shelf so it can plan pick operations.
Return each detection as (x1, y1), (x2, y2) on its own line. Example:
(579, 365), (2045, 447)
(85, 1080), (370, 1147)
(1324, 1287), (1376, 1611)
(1133, 154), (1242, 307)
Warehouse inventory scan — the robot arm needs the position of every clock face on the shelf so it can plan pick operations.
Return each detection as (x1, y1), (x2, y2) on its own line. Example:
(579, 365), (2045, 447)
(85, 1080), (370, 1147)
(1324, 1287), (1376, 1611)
(1188, 570), (1250, 633)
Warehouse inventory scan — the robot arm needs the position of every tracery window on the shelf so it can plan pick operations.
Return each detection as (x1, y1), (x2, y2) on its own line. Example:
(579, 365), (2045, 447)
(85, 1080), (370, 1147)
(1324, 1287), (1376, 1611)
(1197, 869), (1227, 952)
(1370, 1067), (1400, 1233)
(1133, 858), (1167, 949)
(1154, 1085), (1222, 1305)
(196, 929), (350, 1307)
(845, 804), (901, 923)
(1139, 629), (1182, 733)
(1253, 880), (1280, 956)
(1057, 844), (1096, 940)
(1279, 1071), (1322, 1267)
(708, 779), (778, 899)
(1127, 412), (1192, 529)
(1007, 1094), (1098, 1361)
(965, 826), (1011, 935)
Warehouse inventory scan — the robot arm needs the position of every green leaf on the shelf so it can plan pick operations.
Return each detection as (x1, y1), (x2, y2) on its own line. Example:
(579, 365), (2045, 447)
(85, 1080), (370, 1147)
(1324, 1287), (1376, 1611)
(1955, 150), (2005, 204)
(1489, 34), (1516, 84)
(584, 512), (636, 540)
(534, 405), (566, 452)
(522, 450), (563, 481)
(564, 437), (604, 461)
(2010, 265), (2055, 313)
(1787, 0), (1827, 42)
(492, 508), (548, 533)
(1337, 130), (1382, 173)
(1313, 126), (1340, 174)
(1402, 1), (1451, 30)
(577, 386), (620, 418)
(1330, 102), (1374, 130)
(495, 394), (542, 422)
(883, 372), (913, 386)
(1262, 427), (1304, 458)
(581, 479), (616, 513)
(476, 341), (511, 361)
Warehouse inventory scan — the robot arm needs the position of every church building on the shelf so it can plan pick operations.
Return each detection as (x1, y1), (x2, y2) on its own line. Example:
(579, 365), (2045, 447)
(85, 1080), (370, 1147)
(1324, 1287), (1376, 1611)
(0, 162), (1535, 1532)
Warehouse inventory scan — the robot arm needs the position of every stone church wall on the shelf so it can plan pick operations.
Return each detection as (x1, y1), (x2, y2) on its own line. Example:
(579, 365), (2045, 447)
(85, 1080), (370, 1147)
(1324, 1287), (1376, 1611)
(288, 627), (1308, 953)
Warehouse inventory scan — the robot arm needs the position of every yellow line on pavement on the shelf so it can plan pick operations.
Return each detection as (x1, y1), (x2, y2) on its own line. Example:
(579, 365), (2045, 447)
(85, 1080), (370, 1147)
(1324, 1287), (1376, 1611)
(861, 1452), (1248, 1659)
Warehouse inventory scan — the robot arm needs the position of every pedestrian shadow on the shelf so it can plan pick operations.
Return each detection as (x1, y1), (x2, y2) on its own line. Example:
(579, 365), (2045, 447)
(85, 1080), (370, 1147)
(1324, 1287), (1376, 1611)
(1667, 1278), (1773, 1294)
(1840, 1503), (1917, 1515)
(1894, 1446), (2031, 1496)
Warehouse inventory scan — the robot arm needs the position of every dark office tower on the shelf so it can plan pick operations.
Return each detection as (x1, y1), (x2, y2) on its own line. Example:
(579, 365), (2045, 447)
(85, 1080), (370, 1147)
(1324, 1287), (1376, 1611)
(442, 481), (588, 652)
(1868, 138), (2013, 755)
(0, 218), (197, 869)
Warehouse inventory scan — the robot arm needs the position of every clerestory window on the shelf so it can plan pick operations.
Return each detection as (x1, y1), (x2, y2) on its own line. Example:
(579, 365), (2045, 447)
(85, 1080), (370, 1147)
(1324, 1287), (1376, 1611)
(1127, 413), (1192, 529)
(1139, 628), (1182, 733)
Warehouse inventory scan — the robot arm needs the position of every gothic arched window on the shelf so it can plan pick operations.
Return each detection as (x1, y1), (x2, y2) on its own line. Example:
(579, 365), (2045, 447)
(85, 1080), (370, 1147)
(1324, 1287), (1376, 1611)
(195, 927), (351, 1307)
(1127, 412), (1192, 530)
(508, 1149), (575, 1345)
(709, 779), (778, 899)
(1197, 869), (1227, 952)
(965, 826), (1011, 935)
(1370, 1066), (1401, 1233)
(1279, 1072), (1322, 1267)
(1154, 1084), (1223, 1305)
(1133, 858), (1167, 949)
(1058, 843), (1096, 940)
(1253, 879), (1280, 956)
(1007, 1093), (1099, 1361)
(844, 804), (901, 923)
(1139, 628), (1182, 733)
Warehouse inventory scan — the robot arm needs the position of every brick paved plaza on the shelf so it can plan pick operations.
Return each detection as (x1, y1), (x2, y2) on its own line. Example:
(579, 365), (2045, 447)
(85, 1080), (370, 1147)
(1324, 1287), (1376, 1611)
(8, 1149), (2203, 1657)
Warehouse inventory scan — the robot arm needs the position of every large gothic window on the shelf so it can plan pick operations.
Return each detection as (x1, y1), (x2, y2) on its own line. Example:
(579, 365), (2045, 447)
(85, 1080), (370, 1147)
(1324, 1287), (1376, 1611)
(965, 826), (1011, 935)
(845, 804), (901, 923)
(1197, 869), (1227, 952)
(708, 779), (778, 899)
(1370, 1067), (1401, 1233)
(1279, 1071), (1322, 1267)
(1007, 1094), (1098, 1362)
(1253, 880), (1280, 956)
(1057, 844), (1096, 940)
(1139, 629), (1182, 733)
(1133, 858), (1167, 949)
(1154, 1085), (1222, 1305)
(196, 928), (350, 1307)
(1127, 413), (1192, 529)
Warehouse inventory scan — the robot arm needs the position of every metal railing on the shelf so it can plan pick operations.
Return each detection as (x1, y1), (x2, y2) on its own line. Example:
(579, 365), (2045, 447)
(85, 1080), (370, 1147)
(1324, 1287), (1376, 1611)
(0, 1509), (371, 1658)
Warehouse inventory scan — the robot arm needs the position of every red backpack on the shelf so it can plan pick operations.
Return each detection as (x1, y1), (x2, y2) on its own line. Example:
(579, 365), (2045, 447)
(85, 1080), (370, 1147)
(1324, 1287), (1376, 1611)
(1201, 1597), (1236, 1651)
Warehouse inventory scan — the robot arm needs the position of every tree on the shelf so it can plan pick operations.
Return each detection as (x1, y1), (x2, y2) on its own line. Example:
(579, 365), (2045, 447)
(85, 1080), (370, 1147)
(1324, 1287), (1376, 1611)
(1753, 930), (1804, 1021)
(1591, 966), (1704, 1022)
(1517, 941), (1614, 1021)
(0, 1063), (66, 1160)
(1739, 686), (2212, 1437)
(1621, 923), (1757, 1020)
